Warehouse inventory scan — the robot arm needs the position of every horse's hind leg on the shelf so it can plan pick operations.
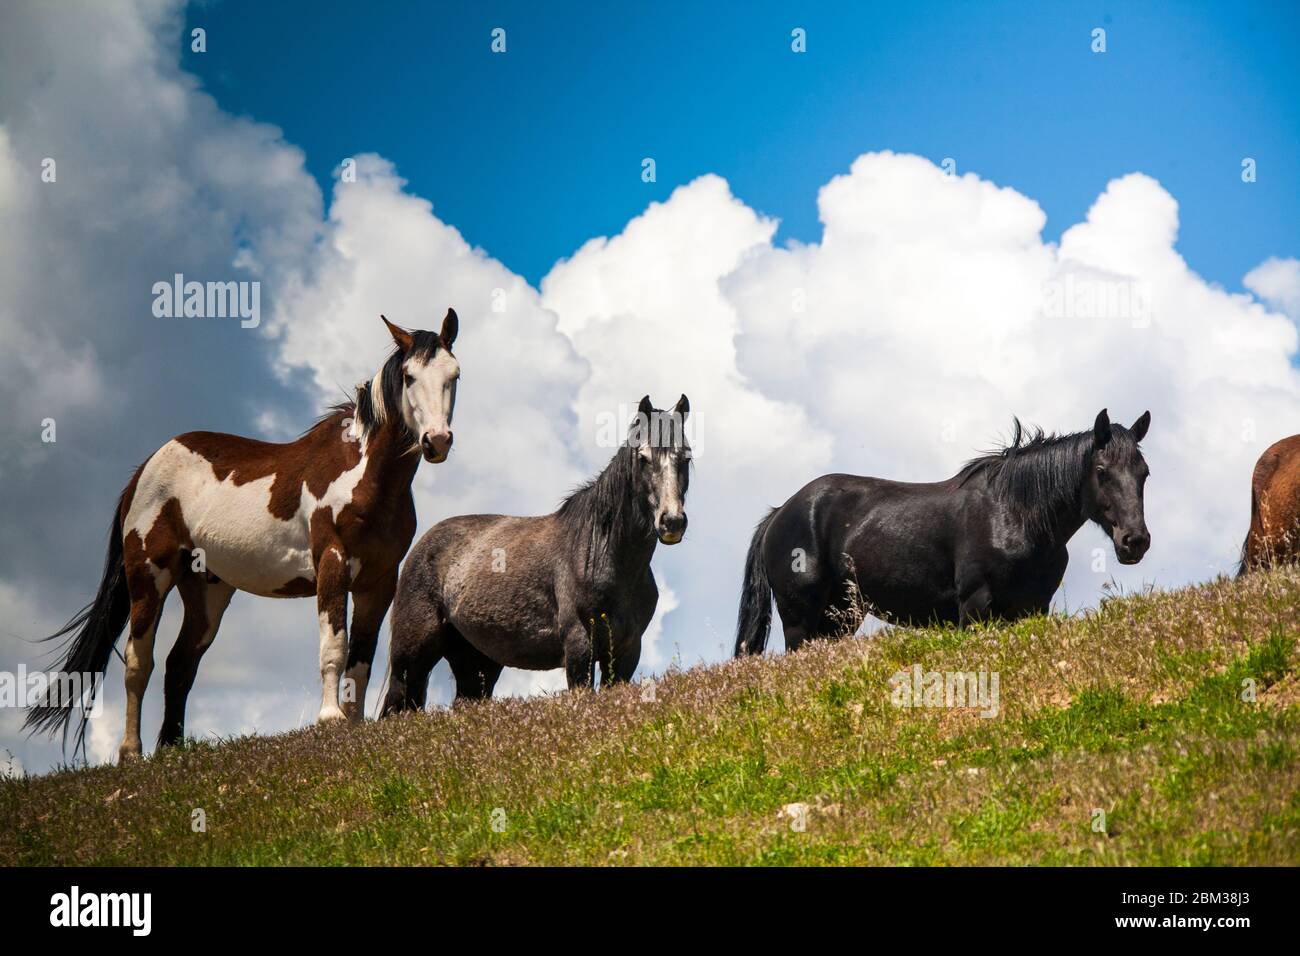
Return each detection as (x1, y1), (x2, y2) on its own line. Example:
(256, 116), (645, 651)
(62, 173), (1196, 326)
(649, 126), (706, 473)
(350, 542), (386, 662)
(342, 571), (397, 722)
(773, 584), (831, 654)
(768, 548), (846, 653)
(159, 572), (235, 748)
(957, 577), (994, 628)
(813, 580), (866, 640)
(119, 552), (176, 762)
(445, 629), (504, 701)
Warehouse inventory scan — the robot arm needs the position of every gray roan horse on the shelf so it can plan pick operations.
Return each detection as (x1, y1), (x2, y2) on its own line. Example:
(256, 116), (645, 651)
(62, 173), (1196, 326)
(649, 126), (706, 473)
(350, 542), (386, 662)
(735, 409), (1152, 655)
(382, 394), (691, 712)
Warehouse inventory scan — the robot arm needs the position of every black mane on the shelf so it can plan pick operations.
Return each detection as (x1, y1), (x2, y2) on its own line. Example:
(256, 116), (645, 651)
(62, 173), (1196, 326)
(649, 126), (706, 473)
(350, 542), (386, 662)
(957, 418), (1138, 540)
(558, 445), (653, 572)
(557, 409), (690, 572)
(305, 330), (446, 440)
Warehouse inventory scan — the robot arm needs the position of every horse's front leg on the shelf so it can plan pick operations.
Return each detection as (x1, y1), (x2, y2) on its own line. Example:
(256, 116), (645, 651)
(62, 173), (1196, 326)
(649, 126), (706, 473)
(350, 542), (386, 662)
(956, 577), (993, 628)
(342, 570), (397, 723)
(561, 619), (596, 690)
(604, 637), (641, 685)
(314, 541), (351, 723)
(606, 575), (655, 685)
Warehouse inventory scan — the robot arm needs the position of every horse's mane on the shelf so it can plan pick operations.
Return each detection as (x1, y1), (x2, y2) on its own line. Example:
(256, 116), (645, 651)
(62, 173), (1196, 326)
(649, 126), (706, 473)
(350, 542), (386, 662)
(557, 445), (652, 571)
(956, 418), (1137, 540)
(556, 413), (691, 572)
(300, 329), (446, 442)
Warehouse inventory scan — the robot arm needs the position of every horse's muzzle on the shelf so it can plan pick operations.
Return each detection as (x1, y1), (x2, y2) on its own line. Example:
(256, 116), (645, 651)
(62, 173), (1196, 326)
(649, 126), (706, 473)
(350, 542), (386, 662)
(421, 431), (452, 463)
(1114, 529), (1150, 564)
(657, 513), (687, 545)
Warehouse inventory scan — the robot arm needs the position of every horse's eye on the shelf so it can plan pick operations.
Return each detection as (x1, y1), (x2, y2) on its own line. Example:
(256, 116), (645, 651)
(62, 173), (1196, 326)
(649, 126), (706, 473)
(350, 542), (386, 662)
(403, 373), (415, 388)
(1096, 466), (1107, 480)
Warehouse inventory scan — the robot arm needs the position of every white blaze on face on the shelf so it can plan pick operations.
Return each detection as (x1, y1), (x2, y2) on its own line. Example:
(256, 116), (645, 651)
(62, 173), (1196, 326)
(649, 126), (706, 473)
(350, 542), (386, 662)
(401, 348), (459, 461)
(642, 443), (687, 543)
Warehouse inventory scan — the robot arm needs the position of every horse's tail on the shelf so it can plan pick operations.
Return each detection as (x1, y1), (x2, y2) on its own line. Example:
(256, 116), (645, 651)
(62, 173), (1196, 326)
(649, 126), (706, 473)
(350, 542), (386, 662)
(734, 509), (778, 657)
(1237, 480), (1263, 578)
(23, 490), (131, 752)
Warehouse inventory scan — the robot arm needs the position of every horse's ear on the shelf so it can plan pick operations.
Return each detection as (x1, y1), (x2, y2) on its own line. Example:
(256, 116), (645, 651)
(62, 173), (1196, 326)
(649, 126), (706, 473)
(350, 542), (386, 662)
(674, 393), (690, 422)
(1130, 410), (1151, 442)
(381, 315), (414, 353)
(1093, 408), (1112, 449)
(439, 308), (459, 350)
(628, 395), (655, 444)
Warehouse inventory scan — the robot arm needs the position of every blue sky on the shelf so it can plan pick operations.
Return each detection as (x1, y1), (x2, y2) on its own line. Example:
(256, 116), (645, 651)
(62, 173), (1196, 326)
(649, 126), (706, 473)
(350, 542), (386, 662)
(184, 0), (1299, 288)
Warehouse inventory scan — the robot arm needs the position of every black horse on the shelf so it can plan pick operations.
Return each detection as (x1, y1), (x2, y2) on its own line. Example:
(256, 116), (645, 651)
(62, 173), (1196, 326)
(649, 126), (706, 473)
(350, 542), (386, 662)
(382, 395), (691, 712)
(735, 409), (1151, 654)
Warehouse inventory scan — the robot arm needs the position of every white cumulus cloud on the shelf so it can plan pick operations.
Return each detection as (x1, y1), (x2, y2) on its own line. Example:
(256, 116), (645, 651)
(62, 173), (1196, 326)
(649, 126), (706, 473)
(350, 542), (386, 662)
(1245, 257), (1300, 323)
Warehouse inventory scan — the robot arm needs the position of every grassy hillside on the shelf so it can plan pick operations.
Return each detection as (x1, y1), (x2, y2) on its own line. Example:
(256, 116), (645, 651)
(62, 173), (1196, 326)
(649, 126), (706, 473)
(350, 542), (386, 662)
(3, 568), (1299, 866)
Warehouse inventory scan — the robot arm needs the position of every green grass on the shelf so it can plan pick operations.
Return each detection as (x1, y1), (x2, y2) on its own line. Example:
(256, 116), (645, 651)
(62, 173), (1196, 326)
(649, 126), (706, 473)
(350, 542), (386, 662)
(3, 567), (1299, 865)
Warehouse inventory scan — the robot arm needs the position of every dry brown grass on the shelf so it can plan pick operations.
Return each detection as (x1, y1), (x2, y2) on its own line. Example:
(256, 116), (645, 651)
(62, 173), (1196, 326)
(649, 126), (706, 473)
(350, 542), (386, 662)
(2, 567), (1298, 865)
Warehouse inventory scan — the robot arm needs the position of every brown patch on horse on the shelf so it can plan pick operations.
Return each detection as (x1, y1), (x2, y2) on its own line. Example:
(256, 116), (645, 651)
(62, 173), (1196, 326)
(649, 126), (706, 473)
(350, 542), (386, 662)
(177, 412), (420, 594)
(306, 508), (351, 641)
(123, 497), (192, 583)
(330, 429), (420, 589)
(177, 421), (364, 521)
(1243, 434), (1300, 572)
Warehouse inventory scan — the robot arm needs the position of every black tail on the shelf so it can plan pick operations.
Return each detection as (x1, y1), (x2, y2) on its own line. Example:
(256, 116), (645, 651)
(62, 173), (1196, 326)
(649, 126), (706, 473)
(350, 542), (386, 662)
(734, 509), (777, 657)
(23, 498), (130, 754)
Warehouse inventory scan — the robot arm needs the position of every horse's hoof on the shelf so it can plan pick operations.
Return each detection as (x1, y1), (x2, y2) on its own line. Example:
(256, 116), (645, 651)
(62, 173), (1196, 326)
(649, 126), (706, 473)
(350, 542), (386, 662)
(118, 744), (143, 763)
(317, 706), (346, 724)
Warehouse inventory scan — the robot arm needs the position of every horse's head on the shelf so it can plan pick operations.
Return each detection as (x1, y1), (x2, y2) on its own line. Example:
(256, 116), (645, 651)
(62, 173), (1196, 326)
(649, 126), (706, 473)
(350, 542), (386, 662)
(629, 394), (692, 545)
(1083, 408), (1152, 564)
(381, 310), (460, 463)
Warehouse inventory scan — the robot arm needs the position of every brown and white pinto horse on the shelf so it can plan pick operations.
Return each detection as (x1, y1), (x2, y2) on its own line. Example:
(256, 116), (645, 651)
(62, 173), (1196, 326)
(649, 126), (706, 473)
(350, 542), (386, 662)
(1239, 434), (1300, 574)
(26, 311), (461, 761)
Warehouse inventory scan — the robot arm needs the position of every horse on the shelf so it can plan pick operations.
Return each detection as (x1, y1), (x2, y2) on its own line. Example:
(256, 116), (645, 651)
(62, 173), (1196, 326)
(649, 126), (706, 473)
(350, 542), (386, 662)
(25, 311), (462, 761)
(1238, 434), (1300, 574)
(381, 394), (691, 713)
(734, 409), (1152, 655)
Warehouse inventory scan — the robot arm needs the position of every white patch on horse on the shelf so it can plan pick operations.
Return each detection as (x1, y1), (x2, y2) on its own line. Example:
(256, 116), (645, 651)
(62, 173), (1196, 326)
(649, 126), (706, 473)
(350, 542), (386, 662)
(317, 609), (347, 722)
(125, 439), (371, 598)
